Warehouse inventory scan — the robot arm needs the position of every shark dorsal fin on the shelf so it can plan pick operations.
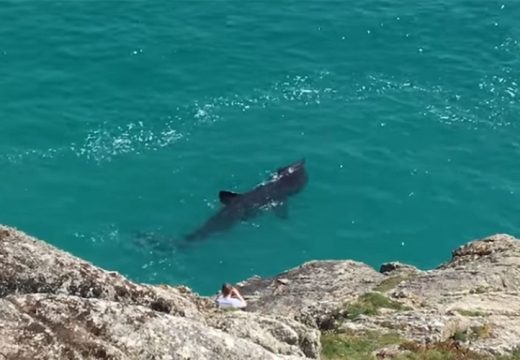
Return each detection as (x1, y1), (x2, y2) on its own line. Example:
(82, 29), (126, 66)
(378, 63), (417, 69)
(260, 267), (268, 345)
(219, 191), (240, 205)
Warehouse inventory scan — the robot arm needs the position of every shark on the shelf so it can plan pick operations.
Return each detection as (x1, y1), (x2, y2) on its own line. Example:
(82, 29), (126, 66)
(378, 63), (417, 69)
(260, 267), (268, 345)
(184, 159), (308, 243)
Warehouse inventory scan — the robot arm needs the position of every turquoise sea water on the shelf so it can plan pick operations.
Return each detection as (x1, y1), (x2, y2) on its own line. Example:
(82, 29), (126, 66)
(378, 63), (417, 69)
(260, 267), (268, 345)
(1, 1), (519, 295)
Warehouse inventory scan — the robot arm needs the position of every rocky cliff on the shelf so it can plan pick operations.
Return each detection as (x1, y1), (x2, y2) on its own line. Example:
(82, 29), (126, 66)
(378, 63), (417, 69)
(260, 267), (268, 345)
(1, 225), (520, 359)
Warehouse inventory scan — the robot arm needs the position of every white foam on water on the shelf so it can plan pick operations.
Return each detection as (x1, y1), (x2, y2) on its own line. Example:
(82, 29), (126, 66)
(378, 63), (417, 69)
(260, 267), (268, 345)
(73, 225), (120, 245)
(363, 58), (518, 130)
(0, 119), (183, 165)
(5, 61), (517, 167)
(189, 71), (341, 120)
(73, 120), (183, 162)
(0, 148), (59, 164)
(1, 72), (342, 165)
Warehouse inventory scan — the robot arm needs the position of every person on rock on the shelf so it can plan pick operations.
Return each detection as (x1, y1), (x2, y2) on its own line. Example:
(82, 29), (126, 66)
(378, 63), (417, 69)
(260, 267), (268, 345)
(215, 283), (247, 309)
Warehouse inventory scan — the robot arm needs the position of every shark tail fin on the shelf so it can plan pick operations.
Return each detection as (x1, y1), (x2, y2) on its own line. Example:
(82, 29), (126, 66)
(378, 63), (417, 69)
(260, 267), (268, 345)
(219, 190), (241, 205)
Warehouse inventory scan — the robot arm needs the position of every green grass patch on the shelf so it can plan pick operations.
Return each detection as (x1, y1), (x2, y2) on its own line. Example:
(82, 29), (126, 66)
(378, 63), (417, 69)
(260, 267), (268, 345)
(455, 309), (485, 317)
(470, 286), (490, 294)
(396, 341), (483, 360)
(497, 348), (520, 360)
(452, 330), (468, 342)
(321, 330), (401, 360)
(322, 332), (520, 360)
(471, 324), (492, 339)
(375, 275), (412, 292)
(397, 342), (520, 360)
(345, 292), (409, 320)
(446, 324), (492, 343)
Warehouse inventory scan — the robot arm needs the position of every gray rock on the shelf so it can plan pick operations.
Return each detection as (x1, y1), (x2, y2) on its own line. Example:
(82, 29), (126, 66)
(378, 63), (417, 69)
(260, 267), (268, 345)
(208, 311), (321, 358)
(236, 234), (520, 356)
(379, 261), (421, 275)
(238, 260), (384, 325)
(3, 224), (520, 358)
(0, 225), (205, 319)
(0, 225), (319, 359)
(0, 294), (305, 360)
(356, 235), (520, 355)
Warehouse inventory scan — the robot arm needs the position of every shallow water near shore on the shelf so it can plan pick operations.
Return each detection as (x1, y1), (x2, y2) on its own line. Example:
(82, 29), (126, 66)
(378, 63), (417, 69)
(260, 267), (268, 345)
(1, 1), (519, 294)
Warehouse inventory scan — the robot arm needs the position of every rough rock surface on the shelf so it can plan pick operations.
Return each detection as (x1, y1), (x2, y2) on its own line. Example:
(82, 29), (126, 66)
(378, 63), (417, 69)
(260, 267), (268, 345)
(375, 233), (520, 355)
(207, 311), (320, 358)
(0, 225), (204, 319)
(0, 294), (308, 360)
(238, 260), (384, 328)
(237, 234), (520, 356)
(2, 224), (520, 358)
(379, 261), (422, 276)
(0, 225), (318, 359)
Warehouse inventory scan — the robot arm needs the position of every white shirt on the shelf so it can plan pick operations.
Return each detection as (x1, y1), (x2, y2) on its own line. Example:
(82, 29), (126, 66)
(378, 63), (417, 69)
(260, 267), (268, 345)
(216, 295), (247, 309)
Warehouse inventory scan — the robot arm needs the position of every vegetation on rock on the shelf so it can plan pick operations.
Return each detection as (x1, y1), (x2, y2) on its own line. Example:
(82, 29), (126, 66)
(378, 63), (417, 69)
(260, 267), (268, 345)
(345, 292), (409, 320)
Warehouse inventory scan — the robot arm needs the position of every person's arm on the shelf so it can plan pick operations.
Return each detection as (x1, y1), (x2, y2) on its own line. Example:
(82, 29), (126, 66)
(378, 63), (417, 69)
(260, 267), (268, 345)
(231, 287), (247, 307)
